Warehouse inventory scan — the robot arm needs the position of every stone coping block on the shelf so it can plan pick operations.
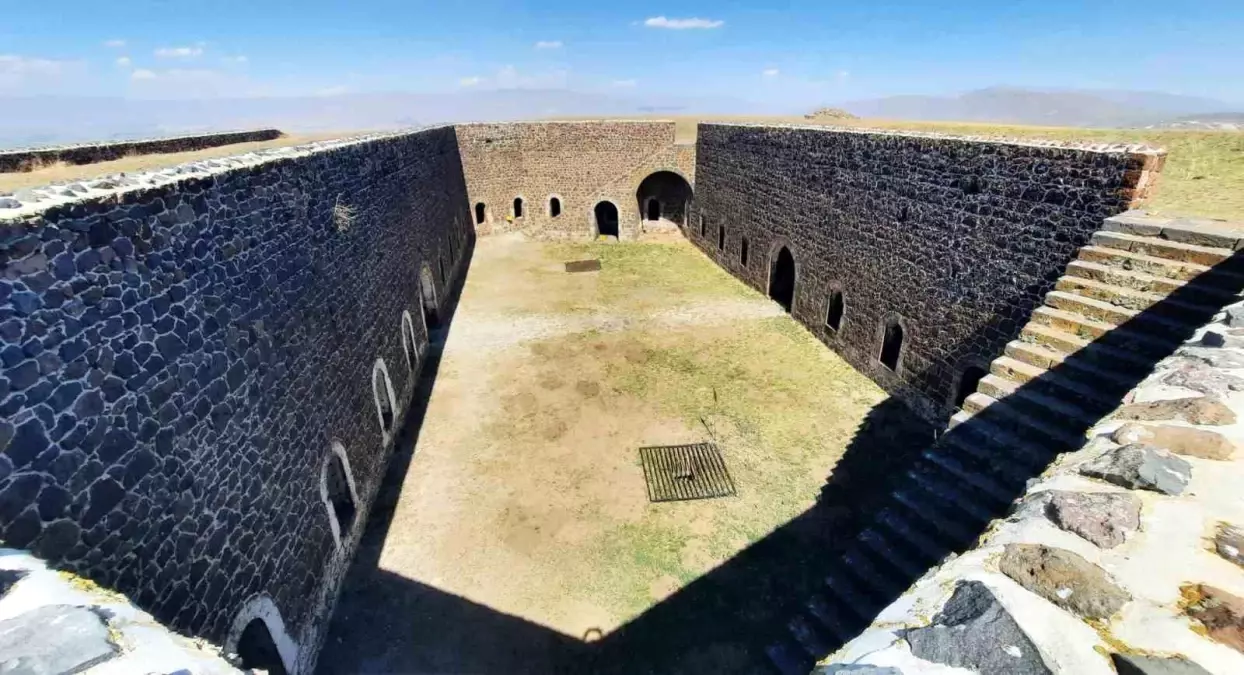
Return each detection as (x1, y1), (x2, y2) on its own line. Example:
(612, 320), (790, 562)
(0, 129), (282, 174)
(1105, 211), (1244, 251)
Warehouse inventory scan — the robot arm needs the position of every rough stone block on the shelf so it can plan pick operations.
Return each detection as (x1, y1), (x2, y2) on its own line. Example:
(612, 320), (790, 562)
(998, 543), (1131, 619)
(1080, 443), (1192, 495)
(1112, 395), (1236, 426)
(903, 580), (1051, 675)
(1111, 423), (1237, 460)
(1042, 490), (1141, 548)
(1183, 584), (1244, 654)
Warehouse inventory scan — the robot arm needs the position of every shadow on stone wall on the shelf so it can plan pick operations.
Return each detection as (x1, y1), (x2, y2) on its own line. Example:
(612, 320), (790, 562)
(319, 247), (1244, 675)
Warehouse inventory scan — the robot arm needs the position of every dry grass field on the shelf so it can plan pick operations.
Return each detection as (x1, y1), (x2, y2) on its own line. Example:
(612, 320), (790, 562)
(320, 234), (921, 673)
(0, 132), (352, 193)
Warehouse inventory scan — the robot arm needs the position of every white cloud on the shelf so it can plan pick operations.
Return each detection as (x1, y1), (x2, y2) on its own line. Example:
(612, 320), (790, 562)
(495, 64), (569, 89)
(0, 55), (86, 94)
(222, 55), (249, 65)
(154, 45), (204, 58)
(763, 68), (780, 77)
(103, 39), (126, 48)
(535, 40), (563, 49)
(611, 79), (637, 88)
(459, 76), (482, 87)
(836, 69), (851, 82)
(116, 56), (132, 67)
(130, 69), (157, 80)
(643, 16), (724, 29)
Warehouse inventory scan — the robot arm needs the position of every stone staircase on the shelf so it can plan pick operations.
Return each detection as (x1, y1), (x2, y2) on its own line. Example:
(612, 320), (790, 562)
(764, 213), (1244, 675)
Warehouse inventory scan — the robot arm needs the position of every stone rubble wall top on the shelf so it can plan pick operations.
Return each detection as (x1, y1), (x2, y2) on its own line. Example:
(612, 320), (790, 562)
(0, 127), (435, 222)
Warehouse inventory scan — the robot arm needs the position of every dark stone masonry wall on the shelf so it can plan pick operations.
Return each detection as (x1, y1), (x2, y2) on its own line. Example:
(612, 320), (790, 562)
(690, 123), (1163, 421)
(457, 121), (693, 239)
(0, 127), (471, 672)
(0, 129), (284, 173)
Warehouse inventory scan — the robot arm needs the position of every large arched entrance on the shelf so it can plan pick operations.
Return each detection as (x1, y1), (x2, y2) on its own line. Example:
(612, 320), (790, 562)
(769, 246), (796, 313)
(594, 201), (619, 238)
(636, 171), (693, 227)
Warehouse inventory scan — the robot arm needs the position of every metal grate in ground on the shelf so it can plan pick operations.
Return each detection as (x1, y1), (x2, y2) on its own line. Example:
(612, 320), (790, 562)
(564, 259), (602, 273)
(639, 442), (736, 503)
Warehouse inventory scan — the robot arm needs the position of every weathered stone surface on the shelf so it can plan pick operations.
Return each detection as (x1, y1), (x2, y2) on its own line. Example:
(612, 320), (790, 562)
(0, 604), (118, 673)
(1215, 524), (1244, 569)
(998, 544), (1131, 619)
(1200, 329), (1244, 350)
(1043, 490), (1141, 548)
(1080, 444), (1192, 495)
(1225, 306), (1244, 329)
(1112, 423), (1237, 460)
(1176, 347), (1244, 370)
(813, 666), (904, 674)
(1113, 396), (1236, 426)
(1183, 584), (1244, 653)
(1161, 361), (1244, 396)
(1111, 653), (1214, 675)
(904, 580), (1051, 675)
(0, 129), (281, 174)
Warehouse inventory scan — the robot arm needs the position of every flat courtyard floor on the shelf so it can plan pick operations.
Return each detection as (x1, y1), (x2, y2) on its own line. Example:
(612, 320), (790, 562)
(320, 234), (931, 674)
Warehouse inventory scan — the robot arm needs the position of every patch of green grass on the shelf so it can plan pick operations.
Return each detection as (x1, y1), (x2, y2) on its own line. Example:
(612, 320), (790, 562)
(547, 241), (756, 312)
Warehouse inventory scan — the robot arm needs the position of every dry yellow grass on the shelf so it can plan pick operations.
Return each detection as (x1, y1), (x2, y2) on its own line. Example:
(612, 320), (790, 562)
(0, 132), (355, 193)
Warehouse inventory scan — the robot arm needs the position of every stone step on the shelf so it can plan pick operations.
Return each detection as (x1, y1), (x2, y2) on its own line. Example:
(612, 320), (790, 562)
(765, 636), (814, 675)
(1077, 245), (1215, 282)
(936, 425), (1036, 487)
(921, 448), (1014, 508)
(989, 355), (1124, 411)
(1103, 213), (1244, 250)
(906, 465), (996, 524)
(1027, 307), (1179, 358)
(858, 527), (929, 581)
(959, 392), (1085, 450)
(875, 508), (951, 566)
(843, 548), (908, 603)
(1055, 276), (1219, 322)
(804, 593), (855, 646)
(892, 488), (979, 550)
(1065, 259), (1241, 306)
(1012, 325), (1158, 375)
(823, 563), (884, 623)
(1091, 230), (1237, 268)
(787, 613), (834, 660)
(945, 411), (1054, 473)
(974, 374), (1105, 427)
(1045, 290), (1200, 332)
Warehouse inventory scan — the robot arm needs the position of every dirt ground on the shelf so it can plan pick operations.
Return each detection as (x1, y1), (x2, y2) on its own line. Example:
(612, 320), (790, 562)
(320, 234), (916, 674)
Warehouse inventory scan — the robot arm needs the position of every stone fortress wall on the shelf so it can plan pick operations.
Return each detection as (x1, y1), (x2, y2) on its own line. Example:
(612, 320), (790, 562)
(457, 121), (695, 240)
(0, 127), (472, 673)
(0, 129), (284, 173)
(689, 123), (1163, 421)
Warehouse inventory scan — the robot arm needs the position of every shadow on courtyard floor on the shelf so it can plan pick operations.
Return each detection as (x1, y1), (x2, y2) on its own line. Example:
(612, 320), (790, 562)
(320, 244), (1244, 674)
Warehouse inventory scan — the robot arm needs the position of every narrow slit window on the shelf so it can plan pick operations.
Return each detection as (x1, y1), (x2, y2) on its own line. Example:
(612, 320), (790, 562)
(372, 360), (396, 434)
(826, 291), (844, 331)
(718, 225), (726, 251)
(954, 366), (987, 409)
(880, 320), (904, 371)
(474, 203), (486, 224)
(550, 197), (561, 218)
(513, 197), (524, 218)
(740, 237), (750, 267)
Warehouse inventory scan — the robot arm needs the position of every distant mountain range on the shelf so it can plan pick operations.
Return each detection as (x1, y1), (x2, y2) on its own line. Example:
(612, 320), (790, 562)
(840, 86), (1239, 128)
(1, 86), (1239, 148)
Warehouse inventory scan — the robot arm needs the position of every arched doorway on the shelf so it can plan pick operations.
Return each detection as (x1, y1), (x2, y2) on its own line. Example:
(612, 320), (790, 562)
(768, 246), (796, 313)
(237, 619), (288, 675)
(880, 319), (904, 371)
(513, 197), (524, 218)
(635, 171), (693, 227)
(419, 264), (439, 330)
(595, 201), (619, 238)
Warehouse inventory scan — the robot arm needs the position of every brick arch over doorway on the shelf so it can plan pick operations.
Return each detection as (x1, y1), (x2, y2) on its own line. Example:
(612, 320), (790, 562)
(636, 170), (693, 227)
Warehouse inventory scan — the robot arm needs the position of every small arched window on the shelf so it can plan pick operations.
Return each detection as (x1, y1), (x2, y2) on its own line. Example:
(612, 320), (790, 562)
(740, 237), (750, 267)
(549, 196), (562, 218)
(880, 319), (904, 371)
(372, 359), (397, 436)
(226, 596), (294, 675)
(513, 197), (524, 218)
(400, 311), (418, 372)
(474, 202), (486, 224)
(826, 290), (844, 331)
(954, 365), (988, 409)
(321, 442), (358, 548)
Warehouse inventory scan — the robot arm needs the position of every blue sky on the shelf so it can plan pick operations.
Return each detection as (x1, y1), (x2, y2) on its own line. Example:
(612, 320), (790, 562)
(2, 0), (1242, 107)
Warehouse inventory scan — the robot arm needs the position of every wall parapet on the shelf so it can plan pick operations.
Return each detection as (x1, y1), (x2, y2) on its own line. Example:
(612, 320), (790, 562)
(0, 129), (284, 174)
